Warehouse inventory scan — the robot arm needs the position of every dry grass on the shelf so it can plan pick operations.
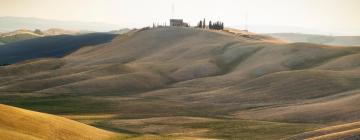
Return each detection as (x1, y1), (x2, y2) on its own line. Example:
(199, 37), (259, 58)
(63, 114), (117, 120)
(0, 27), (359, 139)
(287, 121), (360, 140)
(0, 104), (122, 140)
(307, 128), (360, 140)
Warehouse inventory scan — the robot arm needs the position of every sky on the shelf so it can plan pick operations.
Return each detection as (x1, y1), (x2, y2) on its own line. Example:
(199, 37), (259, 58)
(1, 0), (360, 35)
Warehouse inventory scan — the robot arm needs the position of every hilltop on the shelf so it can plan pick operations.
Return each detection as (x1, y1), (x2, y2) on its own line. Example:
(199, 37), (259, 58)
(0, 27), (359, 139)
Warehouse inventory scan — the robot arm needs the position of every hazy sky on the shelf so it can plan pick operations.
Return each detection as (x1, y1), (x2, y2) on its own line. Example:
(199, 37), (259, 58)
(1, 0), (360, 35)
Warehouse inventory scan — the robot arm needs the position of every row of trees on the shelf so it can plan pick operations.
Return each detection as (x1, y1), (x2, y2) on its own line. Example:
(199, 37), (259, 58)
(197, 19), (224, 30)
(209, 21), (224, 30)
(197, 19), (206, 28)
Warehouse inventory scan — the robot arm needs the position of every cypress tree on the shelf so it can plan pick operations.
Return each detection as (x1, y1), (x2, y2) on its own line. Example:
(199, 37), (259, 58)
(209, 21), (212, 29)
(203, 18), (206, 28)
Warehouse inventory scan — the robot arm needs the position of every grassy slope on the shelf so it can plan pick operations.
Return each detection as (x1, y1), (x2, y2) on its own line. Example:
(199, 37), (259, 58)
(67, 115), (320, 140)
(185, 120), (319, 140)
(287, 121), (360, 140)
(0, 104), (123, 140)
(0, 27), (359, 139)
(0, 104), (212, 140)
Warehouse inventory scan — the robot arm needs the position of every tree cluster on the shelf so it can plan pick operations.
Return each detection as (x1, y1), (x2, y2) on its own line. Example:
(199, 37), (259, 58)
(209, 21), (224, 30)
(34, 29), (44, 35)
(197, 19), (224, 30)
(197, 19), (205, 28)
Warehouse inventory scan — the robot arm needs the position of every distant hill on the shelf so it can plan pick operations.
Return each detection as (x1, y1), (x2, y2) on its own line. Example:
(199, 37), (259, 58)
(268, 33), (360, 46)
(42, 28), (81, 36)
(0, 33), (39, 44)
(0, 29), (42, 44)
(0, 17), (122, 32)
(0, 28), (84, 45)
(108, 28), (132, 34)
(0, 33), (117, 64)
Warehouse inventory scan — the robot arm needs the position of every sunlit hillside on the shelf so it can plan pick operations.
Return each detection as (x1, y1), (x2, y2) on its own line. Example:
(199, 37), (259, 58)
(0, 104), (120, 140)
(1, 27), (359, 139)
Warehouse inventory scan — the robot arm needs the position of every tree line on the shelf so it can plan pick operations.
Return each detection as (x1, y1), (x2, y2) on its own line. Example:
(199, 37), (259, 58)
(197, 19), (224, 30)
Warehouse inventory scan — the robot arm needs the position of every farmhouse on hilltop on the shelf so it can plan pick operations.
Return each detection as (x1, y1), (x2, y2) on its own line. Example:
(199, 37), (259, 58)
(170, 19), (189, 27)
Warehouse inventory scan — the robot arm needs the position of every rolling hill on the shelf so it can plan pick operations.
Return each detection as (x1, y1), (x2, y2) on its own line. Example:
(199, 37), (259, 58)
(0, 104), (222, 140)
(42, 28), (80, 36)
(0, 28), (86, 45)
(0, 27), (359, 139)
(268, 33), (360, 46)
(0, 104), (120, 140)
(0, 17), (121, 32)
(0, 29), (42, 44)
(0, 33), (117, 65)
